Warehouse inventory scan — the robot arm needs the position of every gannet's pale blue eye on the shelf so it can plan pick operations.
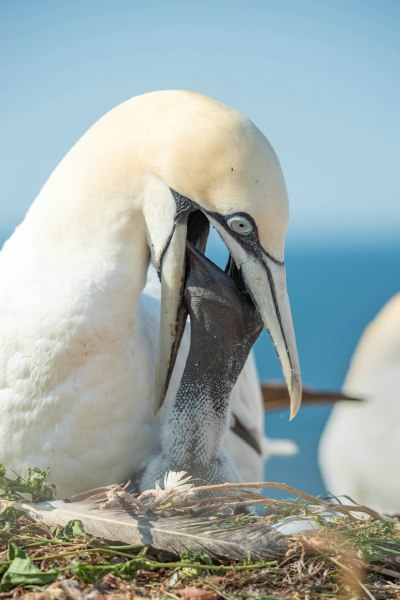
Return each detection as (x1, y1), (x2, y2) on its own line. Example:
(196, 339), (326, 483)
(226, 215), (253, 236)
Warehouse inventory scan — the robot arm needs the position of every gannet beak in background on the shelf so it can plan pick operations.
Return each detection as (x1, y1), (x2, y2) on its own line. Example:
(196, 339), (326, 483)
(261, 382), (361, 412)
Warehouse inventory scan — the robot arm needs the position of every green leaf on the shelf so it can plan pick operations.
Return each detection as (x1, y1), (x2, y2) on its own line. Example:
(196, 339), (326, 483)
(7, 541), (26, 560)
(63, 519), (86, 540)
(180, 550), (213, 566)
(71, 560), (113, 584)
(0, 464), (53, 502)
(1, 557), (58, 590)
(115, 558), (151, 580)
(26, 467), (54, 502)
(0, 507), (24, 533)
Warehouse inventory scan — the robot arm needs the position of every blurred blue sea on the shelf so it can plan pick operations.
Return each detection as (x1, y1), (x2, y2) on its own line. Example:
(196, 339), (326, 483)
(1, 228), (399, 498)
(207, 231), (400, 498)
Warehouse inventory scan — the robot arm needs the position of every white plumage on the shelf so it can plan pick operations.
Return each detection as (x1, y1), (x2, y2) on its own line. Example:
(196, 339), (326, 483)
(0, 90), (301, 497)
(319, 293), (400, 514)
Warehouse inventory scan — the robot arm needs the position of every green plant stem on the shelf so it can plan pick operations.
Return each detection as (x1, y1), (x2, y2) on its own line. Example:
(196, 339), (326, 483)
(1, 544), (278, 573)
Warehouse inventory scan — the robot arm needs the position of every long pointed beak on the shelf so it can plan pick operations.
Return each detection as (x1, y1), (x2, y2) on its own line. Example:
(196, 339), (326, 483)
(155, 220), (188, 412)
(207, 217), (302, 419)
(155, 206), (302, 420)
(243, 256), (302, 420)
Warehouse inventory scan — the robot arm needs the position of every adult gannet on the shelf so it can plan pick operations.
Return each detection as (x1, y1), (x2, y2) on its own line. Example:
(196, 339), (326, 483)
(319, 293), (400, 514)
(0, 90), (301, 497)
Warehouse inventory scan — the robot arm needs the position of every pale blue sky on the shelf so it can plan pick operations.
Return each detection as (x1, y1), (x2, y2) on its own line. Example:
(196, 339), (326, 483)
(1, 0), (399, 244)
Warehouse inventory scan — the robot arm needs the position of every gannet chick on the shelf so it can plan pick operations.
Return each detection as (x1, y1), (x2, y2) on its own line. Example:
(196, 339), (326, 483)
(141, 243), (262, 489)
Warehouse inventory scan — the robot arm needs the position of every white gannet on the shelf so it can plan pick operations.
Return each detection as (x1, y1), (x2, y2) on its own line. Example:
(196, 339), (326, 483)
(0, 90), (301, 497)
(319, 293), (400, 514)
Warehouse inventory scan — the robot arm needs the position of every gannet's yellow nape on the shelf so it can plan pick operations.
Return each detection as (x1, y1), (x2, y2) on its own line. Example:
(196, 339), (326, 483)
(0, 91), (301, 496)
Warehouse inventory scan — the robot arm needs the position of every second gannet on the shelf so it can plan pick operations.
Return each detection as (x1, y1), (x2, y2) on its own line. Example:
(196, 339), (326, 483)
(319, 293), (400, 514)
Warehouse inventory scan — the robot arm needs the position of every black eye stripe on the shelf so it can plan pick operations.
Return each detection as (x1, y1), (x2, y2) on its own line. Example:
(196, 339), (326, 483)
(169, 188), (285, 267)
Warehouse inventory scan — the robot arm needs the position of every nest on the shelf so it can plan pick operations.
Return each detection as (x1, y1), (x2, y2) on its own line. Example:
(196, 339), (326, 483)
(1, 465), (399, 599)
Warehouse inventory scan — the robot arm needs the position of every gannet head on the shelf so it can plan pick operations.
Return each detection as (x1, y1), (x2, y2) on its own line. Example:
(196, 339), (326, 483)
(56, 90), (301, 418)
(132, 91), (302, 419)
